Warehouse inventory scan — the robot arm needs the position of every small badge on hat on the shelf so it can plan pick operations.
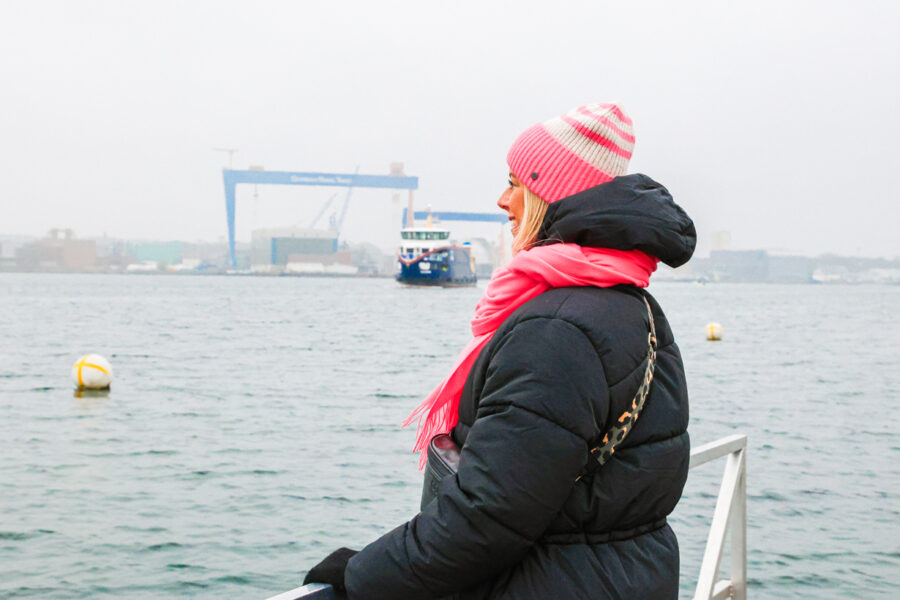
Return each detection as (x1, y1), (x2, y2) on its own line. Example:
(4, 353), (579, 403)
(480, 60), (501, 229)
(531, 172), (539, 180)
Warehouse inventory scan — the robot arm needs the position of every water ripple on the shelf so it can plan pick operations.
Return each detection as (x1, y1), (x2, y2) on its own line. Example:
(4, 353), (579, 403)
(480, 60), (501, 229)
(1, 275), (898, 599)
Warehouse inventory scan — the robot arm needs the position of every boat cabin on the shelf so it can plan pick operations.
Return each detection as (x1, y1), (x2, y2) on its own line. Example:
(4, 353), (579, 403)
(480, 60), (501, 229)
(399, 227), (452, 258)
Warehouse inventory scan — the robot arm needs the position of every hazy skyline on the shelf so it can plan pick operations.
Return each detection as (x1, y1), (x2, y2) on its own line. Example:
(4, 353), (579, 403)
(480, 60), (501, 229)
(1, 0), (898, 258)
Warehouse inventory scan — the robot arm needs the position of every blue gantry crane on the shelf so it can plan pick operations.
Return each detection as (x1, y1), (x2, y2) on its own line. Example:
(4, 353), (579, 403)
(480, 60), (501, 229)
(222, 168), (418, 269)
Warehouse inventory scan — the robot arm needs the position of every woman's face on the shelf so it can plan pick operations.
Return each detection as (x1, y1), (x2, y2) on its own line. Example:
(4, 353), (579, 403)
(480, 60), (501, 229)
(497, 172), (526, 237)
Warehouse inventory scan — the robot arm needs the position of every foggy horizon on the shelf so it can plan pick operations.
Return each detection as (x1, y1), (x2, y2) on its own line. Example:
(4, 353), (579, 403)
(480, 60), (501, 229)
(2, 1), (898, 259)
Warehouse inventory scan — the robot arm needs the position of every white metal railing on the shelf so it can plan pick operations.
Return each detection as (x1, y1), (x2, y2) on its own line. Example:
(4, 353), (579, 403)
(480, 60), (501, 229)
(689, 434), (748, 600)
(265, 435), (748, 600)
(263, 583), (332, 600)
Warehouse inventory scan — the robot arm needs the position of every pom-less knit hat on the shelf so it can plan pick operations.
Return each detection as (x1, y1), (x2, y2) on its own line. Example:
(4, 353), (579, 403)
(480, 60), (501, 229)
(506, 102), (635, 203)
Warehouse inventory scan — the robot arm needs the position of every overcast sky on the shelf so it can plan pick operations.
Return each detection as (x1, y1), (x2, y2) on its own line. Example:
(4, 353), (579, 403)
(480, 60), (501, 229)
(1, 0), (898, 257)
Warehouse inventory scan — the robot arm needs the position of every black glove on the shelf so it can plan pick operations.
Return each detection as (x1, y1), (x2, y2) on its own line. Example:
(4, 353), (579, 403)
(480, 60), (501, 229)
(303, 547), (358, 594)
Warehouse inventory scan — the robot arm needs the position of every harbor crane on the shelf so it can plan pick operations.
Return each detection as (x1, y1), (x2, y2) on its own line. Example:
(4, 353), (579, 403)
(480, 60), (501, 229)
(309, 167), (359, 237)
(308, 194), (338, 229)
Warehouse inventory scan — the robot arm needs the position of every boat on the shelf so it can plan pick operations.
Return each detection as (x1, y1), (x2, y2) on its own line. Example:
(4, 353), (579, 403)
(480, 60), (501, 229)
(395, 225), (476, 287)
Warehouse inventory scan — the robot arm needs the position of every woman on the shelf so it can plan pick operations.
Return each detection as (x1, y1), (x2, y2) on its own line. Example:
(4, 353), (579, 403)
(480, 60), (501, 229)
(304, 102), (696, 599)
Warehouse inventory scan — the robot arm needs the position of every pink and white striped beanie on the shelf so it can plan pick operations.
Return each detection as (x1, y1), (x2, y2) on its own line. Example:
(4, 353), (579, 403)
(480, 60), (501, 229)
(507, 102), (635, 203)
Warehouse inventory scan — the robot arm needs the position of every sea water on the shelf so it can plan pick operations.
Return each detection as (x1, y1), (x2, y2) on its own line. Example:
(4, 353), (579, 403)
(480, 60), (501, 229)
(0, 273), (897, 599)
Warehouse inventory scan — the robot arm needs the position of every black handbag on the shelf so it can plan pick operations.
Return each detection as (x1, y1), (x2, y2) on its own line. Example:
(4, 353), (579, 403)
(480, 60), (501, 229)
(420, 296), (657, 510)
(421, 433), (461, 510)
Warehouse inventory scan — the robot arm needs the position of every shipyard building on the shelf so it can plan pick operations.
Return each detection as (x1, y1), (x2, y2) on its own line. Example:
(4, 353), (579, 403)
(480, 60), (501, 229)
(250, 228), (356, 274)
(14, 229), (97, 271)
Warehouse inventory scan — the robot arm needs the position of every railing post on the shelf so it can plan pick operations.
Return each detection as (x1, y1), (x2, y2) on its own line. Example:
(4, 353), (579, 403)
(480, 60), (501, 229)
(690, 435), (748, 600)
(730, 449), (747, 600)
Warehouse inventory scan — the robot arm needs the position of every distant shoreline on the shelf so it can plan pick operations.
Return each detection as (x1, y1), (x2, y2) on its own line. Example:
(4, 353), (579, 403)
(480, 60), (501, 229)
(2, 269), (898, 285)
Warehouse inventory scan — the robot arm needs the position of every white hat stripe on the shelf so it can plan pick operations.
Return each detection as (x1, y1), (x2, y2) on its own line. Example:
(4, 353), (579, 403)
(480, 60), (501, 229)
(566, 106), (635, 146)
(542, 118), (631, 173)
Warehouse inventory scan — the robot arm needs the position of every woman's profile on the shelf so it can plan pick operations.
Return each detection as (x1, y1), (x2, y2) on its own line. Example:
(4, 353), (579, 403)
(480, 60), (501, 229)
(304, 102), (697, 599)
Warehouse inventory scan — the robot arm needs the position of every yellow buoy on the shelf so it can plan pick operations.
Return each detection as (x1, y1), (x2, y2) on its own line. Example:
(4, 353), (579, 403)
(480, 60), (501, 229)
(704, 322), (723, 341)
(71, 354), (113, 390)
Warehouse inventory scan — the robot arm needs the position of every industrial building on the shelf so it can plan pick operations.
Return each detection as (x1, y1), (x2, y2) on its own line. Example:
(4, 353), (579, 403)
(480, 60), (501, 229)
(127, 241), (184, 266)
(696, 250), (813, 283)
(15, 229), (97, 271)
(767, 254), (814, 283)
(708, 250), (770, 282)
(120, 241), (233, 271)
(250, 227), (356, 274)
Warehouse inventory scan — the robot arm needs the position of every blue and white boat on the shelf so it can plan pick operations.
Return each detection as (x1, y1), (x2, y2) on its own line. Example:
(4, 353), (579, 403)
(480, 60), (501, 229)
(396, 226), (476, 287)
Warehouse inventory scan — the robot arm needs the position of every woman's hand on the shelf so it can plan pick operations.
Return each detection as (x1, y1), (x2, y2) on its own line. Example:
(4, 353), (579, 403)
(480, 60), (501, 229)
(303, 547), (358, 596)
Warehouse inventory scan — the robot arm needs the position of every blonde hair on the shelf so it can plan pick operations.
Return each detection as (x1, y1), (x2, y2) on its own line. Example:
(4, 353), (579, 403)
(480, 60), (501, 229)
(511, 186), (550, 254)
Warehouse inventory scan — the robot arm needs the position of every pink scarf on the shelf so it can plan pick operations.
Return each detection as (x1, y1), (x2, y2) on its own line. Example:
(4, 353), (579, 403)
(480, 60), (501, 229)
(403, 243), (658, 466)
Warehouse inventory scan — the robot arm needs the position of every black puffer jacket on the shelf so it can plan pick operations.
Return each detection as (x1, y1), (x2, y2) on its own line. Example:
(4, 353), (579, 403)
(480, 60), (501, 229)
(345, 174), (696, 599)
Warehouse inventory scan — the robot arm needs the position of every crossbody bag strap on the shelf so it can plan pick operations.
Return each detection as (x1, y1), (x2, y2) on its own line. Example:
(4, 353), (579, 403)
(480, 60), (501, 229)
(576, 295), (658, 482)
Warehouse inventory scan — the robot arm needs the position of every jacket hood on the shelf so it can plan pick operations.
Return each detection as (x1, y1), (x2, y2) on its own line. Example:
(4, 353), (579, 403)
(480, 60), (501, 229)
(535, 173), (696, 268)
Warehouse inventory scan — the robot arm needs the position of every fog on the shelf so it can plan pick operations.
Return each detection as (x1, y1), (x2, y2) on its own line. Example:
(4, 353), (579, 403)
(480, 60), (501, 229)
(1, 0), (898, 258)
